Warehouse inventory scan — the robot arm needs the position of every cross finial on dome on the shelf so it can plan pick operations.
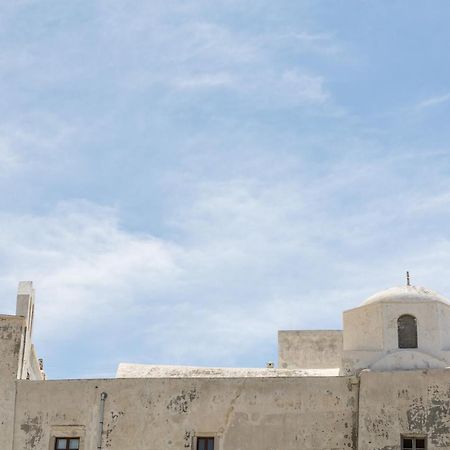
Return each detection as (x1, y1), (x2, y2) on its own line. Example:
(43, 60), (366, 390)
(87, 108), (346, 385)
(406, 271), (411, 286)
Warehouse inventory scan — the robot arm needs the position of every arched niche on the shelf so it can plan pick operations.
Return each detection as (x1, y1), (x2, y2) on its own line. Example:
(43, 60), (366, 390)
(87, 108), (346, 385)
(398, 314), (418, 349)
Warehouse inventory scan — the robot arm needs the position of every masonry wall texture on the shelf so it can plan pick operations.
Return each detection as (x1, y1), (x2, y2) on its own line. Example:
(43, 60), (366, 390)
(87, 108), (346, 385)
(2, 282), (450, 450)
(0, 315), (25, 450)
(13, 377), (357, 450)
(358, 369), (450, 450)
(278, 330), (343, 369)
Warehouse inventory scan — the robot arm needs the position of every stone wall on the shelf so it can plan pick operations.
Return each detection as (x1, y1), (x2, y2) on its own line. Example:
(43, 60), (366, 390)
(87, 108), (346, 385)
(0, 315), (25, 450)
(358, 368), (450, 450)
(278, 330), (343, 369)
(342, 301), (450, 373)
(13, 376), (357, 450)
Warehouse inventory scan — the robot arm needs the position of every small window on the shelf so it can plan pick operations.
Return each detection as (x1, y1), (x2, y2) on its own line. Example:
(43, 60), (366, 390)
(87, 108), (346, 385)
(55, 438), (80, 450)
(398, 314), (418, 349)
(402, 436), (426, 449)
(197, 437), (214, 450)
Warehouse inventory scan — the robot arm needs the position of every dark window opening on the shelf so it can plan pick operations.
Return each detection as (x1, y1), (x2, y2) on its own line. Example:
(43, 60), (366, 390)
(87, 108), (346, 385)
(402, 436), (426, 449)
(398, 314), (418, 348)
(55, 437), (80, 450)
(197, 437), (214, 450)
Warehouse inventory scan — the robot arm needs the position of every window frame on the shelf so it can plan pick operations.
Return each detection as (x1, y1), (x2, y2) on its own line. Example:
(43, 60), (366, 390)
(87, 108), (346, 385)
(194, 433), (220, 450)
(54, 437), (80, 450)
(48, 426), (85, 450)
(398, 314), (418, 349)
(196, 436), (214, 450)
(401, 435), (427, 450)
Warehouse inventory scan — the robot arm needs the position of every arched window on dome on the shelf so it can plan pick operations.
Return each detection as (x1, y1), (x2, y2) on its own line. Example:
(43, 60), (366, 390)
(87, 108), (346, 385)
(398, 314), (418, 349)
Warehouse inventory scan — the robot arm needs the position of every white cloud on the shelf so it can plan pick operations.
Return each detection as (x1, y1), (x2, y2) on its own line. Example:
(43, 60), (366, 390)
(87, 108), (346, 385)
(0, 116), (77, 177)
(415, 93), (450, 110)
(0, 201), (183, 337)
(280, 70), (328, 103)
(273, 31), (344, 58)
(2, 0), (450, 378)
(172, 72), (236, 90)
(95, 2), (334, 107)
(0, 138), (20, 173)
(3, 145), (450, 376)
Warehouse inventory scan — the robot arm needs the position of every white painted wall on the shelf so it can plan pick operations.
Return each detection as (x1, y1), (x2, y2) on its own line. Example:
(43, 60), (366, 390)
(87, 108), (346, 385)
(13, 376), (358, 450)
(278, 330), (343, 369)
(358, 368), (450, 450)
(0, 315), (25, 450)
(5, 282), (450, 450)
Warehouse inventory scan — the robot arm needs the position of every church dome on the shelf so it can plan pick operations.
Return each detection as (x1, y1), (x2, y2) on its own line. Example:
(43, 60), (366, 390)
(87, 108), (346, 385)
(361, 285), (450, 306)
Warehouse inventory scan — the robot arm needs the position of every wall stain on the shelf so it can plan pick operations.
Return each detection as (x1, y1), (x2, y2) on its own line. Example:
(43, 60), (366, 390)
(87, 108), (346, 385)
(20, 414), (43, 449)
(364, 408), (392, 440)
(105, 410), (125, 448)
(167, 389), (198, 414)
(406, 385), (450, 447)
(184, 430), (191, 448)
(222, 384), (244, 433)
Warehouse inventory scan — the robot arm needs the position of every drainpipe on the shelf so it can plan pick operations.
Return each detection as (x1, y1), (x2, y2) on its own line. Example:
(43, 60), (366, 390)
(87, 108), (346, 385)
(97, 392), (107, 449)
(353, 374), (361, 450)
(352, 369), (368, 450)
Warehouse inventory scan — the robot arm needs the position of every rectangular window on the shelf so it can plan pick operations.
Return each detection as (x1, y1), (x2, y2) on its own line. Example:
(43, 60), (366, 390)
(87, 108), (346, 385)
(401, 436), (426, 450)
(197, 437), (214, 450)
(55, 437), (80, 450)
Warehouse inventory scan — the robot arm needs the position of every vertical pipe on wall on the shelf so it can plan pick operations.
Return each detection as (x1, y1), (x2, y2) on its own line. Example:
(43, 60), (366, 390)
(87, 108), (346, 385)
(354, 371), (365, 450)
(97, 392), (107, 449)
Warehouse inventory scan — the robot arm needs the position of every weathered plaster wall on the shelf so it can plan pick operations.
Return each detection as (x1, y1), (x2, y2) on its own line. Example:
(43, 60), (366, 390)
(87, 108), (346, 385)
(15, 281), (43, 382)
(0, 315), (25, 450)
(27, 345), (43, 381)
(13, 376), (357, 450)
(382, 303), (441, 355)
(438, 303), (450, 351)
(342, 302), (450, 373)
(0, 283), (44, 450)
(278, 330), (343, 369)
(343, 303), (384, 352)
(117, 363), (341, 378)
(358, 368), (450, 450)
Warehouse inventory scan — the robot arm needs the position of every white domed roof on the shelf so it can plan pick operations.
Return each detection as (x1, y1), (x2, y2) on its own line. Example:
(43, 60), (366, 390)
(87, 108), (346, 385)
(361, 285), (450, 306)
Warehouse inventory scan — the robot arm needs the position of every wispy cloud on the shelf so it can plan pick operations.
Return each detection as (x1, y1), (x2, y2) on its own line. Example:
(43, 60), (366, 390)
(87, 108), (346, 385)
(91, 3), (336, 107)
(2, 0), (450, 380)
(0, 138), (20, 173)
(0, 116), (77, 179)
(280, 70), (328, 103)
(416, 93), (450, 110)
(0, 201), (181, 330)
(172, 72), (236, 90)
(273, 31), (344, 57)
(2, 141), (450, 377)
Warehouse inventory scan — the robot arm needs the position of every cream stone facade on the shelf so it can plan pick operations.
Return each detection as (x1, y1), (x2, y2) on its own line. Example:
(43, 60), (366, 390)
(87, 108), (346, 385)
(3, 281), (450, 449)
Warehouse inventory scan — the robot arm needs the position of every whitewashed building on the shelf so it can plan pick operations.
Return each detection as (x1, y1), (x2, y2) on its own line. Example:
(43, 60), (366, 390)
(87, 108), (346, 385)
(2, 280), (450, 450)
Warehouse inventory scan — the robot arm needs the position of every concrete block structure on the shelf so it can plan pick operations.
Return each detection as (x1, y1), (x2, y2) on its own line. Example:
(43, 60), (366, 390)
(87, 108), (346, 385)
(2, 281), (450, 449)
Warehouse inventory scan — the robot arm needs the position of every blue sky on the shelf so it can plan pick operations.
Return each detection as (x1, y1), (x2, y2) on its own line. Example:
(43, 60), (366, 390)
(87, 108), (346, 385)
(1, 1), (450, 379)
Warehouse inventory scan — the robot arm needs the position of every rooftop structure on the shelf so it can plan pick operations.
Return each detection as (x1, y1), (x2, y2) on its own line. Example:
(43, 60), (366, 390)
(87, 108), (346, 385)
(1, 280), (450, 450)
